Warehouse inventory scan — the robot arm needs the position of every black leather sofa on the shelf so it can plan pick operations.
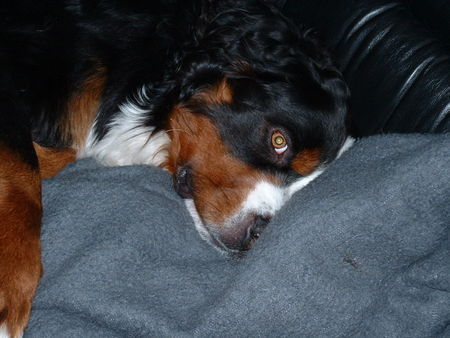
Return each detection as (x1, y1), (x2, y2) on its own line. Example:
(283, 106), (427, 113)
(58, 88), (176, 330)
(282, 0), (450, 136)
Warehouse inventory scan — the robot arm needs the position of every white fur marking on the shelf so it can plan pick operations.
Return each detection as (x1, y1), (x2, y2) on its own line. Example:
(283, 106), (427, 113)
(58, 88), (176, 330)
(80, 86), (170, 166)
(184, 180), (289, 253)
(287, 168), (325, 198)
(0, 325), (10, 338)
(184, 199), (228, 254)
(241, 181), (287, 216)
(184, 199), (210, 243)
(337, 136), (355, 159)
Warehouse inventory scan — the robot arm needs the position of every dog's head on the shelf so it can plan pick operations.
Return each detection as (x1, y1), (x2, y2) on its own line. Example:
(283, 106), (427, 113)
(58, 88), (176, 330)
(163, 3), (349, 253)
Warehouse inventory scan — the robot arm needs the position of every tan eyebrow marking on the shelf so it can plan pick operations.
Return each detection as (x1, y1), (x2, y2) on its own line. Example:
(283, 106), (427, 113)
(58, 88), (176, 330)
(191, 78), (233, 106)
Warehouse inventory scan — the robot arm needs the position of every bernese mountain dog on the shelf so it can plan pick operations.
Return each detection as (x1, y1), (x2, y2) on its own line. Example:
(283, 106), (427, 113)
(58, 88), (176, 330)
(0, 0), (351, 335)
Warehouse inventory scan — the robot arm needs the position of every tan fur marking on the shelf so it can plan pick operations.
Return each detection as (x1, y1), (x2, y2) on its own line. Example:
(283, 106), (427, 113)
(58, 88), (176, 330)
(0, 147), (42, 337)
(192, 79), (233, 105)
(63, 66), (107, 149)
(166, 106), (276, 226)
(33, 143), (76, 179)
(292, 148), (322, 175)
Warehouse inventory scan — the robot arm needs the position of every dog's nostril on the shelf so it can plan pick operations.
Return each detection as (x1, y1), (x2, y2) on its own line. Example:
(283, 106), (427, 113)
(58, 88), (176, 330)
(174, 166), (194, 199)
(249, 215), (271, 238)
(218, 215), (272, 253)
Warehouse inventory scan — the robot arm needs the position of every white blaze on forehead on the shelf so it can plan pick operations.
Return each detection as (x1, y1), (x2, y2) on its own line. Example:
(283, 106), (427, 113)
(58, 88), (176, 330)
(241, 180), (288, 216)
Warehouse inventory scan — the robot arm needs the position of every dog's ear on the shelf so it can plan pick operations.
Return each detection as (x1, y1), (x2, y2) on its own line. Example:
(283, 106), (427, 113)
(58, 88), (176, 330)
(263, 0), (287, 9)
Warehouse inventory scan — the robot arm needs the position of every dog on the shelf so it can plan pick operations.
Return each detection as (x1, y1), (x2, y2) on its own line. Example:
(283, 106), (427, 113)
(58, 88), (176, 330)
(0, 0), (351, 336)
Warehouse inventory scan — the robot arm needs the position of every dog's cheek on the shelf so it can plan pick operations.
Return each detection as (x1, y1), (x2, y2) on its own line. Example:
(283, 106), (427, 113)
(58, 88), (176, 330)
(192, 170), (248, 226)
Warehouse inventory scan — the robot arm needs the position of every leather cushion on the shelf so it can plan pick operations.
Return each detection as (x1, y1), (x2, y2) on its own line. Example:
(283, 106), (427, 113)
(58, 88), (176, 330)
(283, 0), (450, 136)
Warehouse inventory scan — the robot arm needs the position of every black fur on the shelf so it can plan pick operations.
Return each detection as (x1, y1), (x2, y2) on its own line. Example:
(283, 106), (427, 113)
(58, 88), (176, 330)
(0, 0), (348, 171)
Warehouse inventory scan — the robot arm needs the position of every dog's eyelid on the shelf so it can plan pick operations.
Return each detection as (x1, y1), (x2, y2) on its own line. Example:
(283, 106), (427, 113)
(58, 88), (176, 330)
(274, 144), (288, 154)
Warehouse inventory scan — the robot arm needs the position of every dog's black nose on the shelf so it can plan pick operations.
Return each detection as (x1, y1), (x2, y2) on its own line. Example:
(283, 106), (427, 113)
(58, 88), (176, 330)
(241, 215), (271, 251)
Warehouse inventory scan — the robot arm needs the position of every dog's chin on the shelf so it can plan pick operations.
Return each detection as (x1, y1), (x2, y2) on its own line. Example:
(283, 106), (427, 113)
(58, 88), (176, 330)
(183, 199), (267, 254)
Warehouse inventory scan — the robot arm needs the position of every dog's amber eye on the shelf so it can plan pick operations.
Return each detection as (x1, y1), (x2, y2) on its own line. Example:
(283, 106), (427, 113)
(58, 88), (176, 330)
(271, 131), (288, 154)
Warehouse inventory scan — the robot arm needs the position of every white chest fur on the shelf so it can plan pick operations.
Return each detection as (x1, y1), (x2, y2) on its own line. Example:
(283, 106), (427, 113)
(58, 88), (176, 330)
(80, 86), (170, 167)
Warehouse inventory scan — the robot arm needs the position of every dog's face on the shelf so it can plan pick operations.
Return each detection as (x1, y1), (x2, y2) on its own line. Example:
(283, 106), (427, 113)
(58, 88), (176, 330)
(159, 0), (350, 253)
(166, 67), (349, 253)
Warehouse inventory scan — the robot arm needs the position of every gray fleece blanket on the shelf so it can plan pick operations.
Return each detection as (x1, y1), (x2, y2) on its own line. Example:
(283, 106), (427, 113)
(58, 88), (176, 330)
(25, 134), (449, 337)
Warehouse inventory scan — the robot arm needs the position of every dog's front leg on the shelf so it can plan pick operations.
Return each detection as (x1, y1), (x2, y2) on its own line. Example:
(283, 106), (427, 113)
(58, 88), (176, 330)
(0, 144), (42, 338)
